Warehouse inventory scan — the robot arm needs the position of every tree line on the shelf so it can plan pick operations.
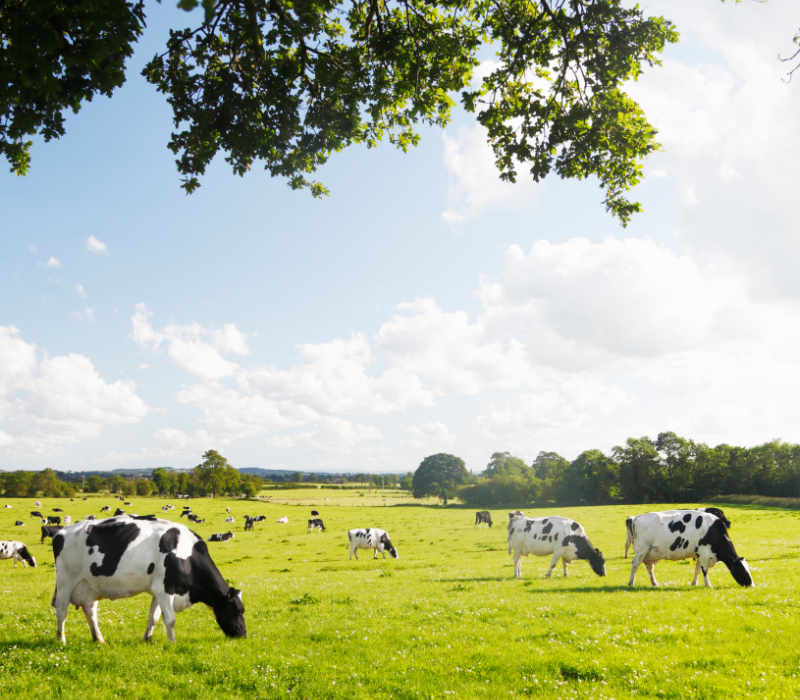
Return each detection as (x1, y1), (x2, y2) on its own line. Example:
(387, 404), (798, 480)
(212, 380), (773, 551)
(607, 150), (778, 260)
(413, 432), (800, 507)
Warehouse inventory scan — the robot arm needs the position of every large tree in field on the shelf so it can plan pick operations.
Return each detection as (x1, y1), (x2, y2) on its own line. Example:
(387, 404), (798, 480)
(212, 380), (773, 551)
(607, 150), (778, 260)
(194, 448), (239, 497)
(412, 452), (469, 505)
(0, 0), (682, 223)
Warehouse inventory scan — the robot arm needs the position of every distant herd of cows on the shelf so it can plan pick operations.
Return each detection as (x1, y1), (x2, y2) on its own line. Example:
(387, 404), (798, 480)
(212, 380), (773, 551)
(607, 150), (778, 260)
(0, 499), (753, 644)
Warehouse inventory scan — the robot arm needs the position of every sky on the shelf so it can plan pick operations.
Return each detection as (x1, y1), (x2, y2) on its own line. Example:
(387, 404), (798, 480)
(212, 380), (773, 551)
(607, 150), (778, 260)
(2, 2), (799, 474)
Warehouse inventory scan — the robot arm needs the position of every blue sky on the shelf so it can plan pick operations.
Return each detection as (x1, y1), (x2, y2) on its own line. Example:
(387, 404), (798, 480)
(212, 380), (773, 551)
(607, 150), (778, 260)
(2, 2), (799, 473)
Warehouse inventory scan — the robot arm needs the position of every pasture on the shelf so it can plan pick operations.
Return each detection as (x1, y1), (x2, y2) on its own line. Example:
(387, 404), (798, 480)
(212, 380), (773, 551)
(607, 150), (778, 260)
(0, 493), (798, 698)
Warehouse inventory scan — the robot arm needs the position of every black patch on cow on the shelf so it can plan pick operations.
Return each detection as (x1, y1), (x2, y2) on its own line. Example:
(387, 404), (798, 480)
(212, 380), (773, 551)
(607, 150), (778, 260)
(88, 547), (94, 555)
(570, 521), (580, 531)
(668, 520), (686, 533)
(524, 521), (532, 532)
(86, 520), (140, 577)
(542, 521), (553, 535)
(159, 527), (180, 553)
(147, 562), (155, 574)
(17, 545), (35, 567)
(682, 513), (691, 523)
(670, 536), (684, 551)
(563, 535), (606, 576)
(683, 540), (689, 549)
(695, 515), (703, 529)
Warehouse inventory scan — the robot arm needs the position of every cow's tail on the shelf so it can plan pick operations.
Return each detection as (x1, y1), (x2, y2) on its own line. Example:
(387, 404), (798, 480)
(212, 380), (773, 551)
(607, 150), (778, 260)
(624, 516), (635, 557)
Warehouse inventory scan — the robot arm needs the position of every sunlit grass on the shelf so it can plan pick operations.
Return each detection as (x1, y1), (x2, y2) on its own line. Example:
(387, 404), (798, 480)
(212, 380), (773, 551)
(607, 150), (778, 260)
(0, 494), (798, 698)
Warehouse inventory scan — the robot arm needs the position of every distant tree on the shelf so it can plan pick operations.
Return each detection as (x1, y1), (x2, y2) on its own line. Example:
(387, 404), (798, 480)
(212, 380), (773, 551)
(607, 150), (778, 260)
(483, 452), (531, 479)
(614, 437), (660, 503)
(85, 474), (104, 493)
(194, 449), (236, 497)
(135, 478), (153, 497)
(412, 453), (470, 505)
(555, 449), (618, 505)
(532, 451), (570, 502)
(400, 473), (413, 492)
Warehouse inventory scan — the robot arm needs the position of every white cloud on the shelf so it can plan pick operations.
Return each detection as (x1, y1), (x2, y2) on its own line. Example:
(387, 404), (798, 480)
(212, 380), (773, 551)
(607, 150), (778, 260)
(76, 283), (87, 298)
(86, 235), (108, 254)
(0, 326), (147, 456)
(131, 303), (249, 380)
(47, 256), (62, 268)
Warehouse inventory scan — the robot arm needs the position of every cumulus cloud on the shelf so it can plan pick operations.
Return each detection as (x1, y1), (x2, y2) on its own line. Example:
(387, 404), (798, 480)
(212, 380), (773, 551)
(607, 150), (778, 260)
(86, 235), (108, 254)
(0, 326), (147, 456)
(46, 256), (62, 269)
(131, 303), (248, 380)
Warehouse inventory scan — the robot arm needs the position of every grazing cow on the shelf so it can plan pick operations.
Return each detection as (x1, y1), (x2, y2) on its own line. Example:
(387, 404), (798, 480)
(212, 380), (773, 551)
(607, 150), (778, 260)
(41, 525), (62, 543)
(53, 507), (63, 512)
(187, 513), (205, 524)
(277, 516), (288, 524)
(15, 520), (24, 526)
(253, 515), (266, 522)
(124, 502), (132, 506)
(209, 532), (234, 542)
(347, 528), (398, 560)
(86, 515), (96, 520)
(626, 510), (752, 588)
(47, 515), (62, 525)
(224, 516), (234, 523)
(475, 510), (493, 527)
(100, 505), (111, 512)
(31, 510), (43, 518)
(310, 510), (320, 517)
(114, 508), (125, 517)
(3, 504), (11, 508)
(51, 515), (246, 644)
(624, 507), (731, 557)
(244, 516), (255, 531)
(35, 500), (42, 507)
(0, 541), (36, 567)
(307, 518), (326, 532)
(507, 513), (606, 579)
(225, 507), (231, 513)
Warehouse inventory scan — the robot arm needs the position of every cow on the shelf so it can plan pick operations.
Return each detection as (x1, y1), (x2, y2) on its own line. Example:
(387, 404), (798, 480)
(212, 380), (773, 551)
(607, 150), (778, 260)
(507, 513), (606, 579)
(15, 520), (24, 526)
(51, 515), (246, 644)
(187, 513), (205, 524)
(3, 504), (11, 508)
(31, 510), (43, 518)
(347, 528), (398, 560)
(53, 507), (63, 512)
(41, 524), (62, 543)
(626, 510), (752, 588)
(35, 500), (42, 507)
(224, 516), (235, 523)
(624, 506), (731, 557)
(47, 515), (61, 525)
(0, 541), (36, 568)
(64, 515), (72, 526)
(244, 516), (255, 531)
(113, 508), (125, 517)
(307, 518), (326, 532)
(310, 510), (320, 517)
(86, 515), (96, 520)
(209, 532), (234, 542)
(100, 505), (111, 512)
(277, 516), (288, 524)
(475, 510), (493, 527)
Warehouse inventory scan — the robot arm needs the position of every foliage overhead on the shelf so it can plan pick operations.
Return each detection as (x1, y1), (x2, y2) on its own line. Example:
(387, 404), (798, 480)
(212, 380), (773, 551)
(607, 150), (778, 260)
(1, 0), (681, 223)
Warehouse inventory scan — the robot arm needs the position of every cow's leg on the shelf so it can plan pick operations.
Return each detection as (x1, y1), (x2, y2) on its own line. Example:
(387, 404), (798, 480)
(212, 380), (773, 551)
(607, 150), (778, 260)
(82, 601), (104, 643)
(155, 594), (177, 642)
(52, 586), (71, 644)
(144, 596), (162, 641)
(644, 560), (658, 586)
(562, 558), (568, 577)
(699, 560), (713, 588)
(350, 547), (358, 560)
(628, 551), (646, 586)
(513, 552), (523, 578)
(545, 551), (560, 578)
(691, 560), (701, 586)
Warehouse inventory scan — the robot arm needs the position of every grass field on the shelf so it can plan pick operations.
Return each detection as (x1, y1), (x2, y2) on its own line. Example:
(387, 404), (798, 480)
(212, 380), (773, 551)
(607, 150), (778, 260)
(0, 492), (798, 698)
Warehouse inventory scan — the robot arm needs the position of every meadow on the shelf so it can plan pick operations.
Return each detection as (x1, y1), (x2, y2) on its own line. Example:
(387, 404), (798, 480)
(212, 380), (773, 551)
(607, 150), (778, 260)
(0, 490), (798, 699)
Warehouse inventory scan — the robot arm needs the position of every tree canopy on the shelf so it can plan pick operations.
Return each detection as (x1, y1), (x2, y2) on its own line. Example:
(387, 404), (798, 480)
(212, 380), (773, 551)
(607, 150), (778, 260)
(1, 0), (683, 223)
(412, 452), (469, 504)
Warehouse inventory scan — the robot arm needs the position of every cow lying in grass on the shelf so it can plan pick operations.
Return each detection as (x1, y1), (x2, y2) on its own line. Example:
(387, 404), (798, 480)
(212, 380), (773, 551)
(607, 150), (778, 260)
(507, 512), (605, 579)
(626, 509), (752, 588)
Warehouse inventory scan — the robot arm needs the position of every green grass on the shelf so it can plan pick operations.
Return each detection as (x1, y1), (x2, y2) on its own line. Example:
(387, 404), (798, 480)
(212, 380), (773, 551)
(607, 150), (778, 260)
(0, 494), (798, 698)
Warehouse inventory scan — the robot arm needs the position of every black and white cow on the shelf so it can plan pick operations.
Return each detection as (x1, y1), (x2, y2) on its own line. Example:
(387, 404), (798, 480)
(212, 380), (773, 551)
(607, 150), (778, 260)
(53, 507), (63, 512)
(15, 520), (24, 526)
(347, 528), (398, 560)
(47, 515), (61, 525)
(41, 524), (62, 543)
(51, 515), (246, 644)
(626, 510), (752, 588)
(624, 506), (731, 557)
(507, 513), (606, 579)
(244, 516), (255, 531)
(187, 513), (205, 524)
(310, 510), (320, 517)
(475, 510), (493, 527)
(307, 518), (326, 532)
(31, 510), (43, 518)
(0, 541), (36, 568)
(100, 505), (111, 512)
(209, 531), (234, 542)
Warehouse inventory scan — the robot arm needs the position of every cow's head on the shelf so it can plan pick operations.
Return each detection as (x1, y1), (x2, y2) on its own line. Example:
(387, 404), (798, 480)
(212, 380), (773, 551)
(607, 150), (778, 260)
(728, 557), (753, 587)
(18, 545), (36, 568)
(213, 587), (247, 638)
(569, 534), (606, 576)
(381, 533), (399, 559)
(587, 547), (606, 577)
